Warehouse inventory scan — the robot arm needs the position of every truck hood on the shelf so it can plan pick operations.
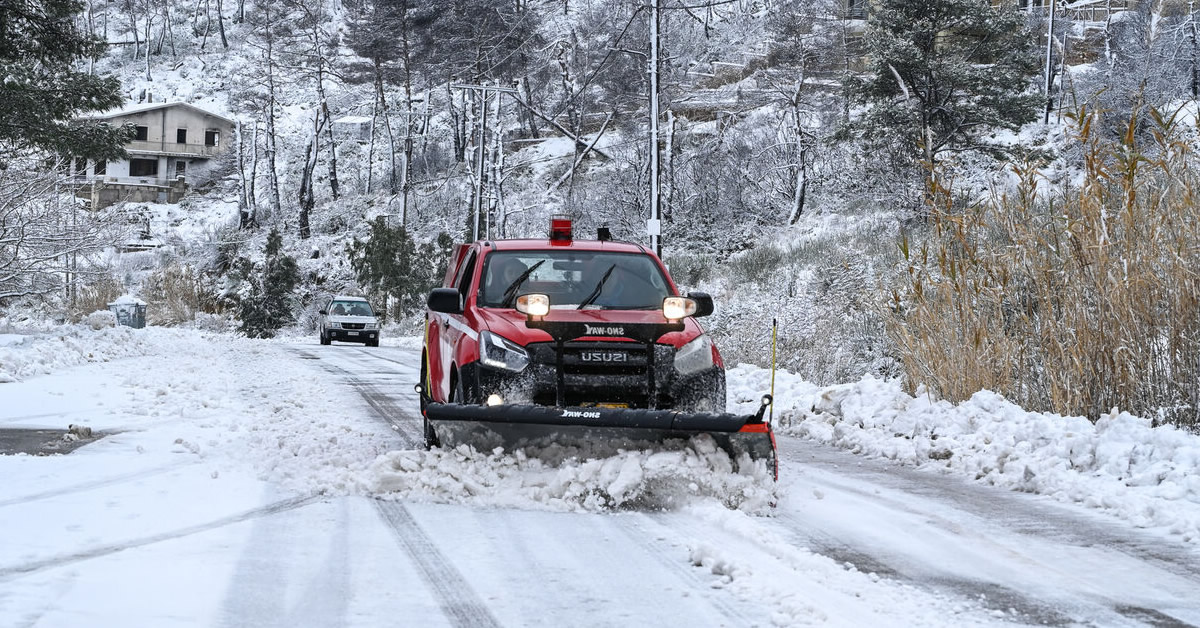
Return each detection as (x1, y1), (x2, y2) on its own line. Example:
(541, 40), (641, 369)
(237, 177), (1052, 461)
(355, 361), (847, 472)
(327, 315), (377, 325)
(476, 308), (703, 349)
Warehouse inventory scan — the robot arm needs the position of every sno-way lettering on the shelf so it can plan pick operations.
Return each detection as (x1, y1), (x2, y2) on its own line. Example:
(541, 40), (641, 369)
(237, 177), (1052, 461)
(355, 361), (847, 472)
(561, 410), (601, 419)
(584, 324), (625, 337)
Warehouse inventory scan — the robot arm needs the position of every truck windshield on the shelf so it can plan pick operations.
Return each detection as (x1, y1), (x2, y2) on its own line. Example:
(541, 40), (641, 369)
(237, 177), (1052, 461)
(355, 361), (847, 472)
(479, 251), (673, 310)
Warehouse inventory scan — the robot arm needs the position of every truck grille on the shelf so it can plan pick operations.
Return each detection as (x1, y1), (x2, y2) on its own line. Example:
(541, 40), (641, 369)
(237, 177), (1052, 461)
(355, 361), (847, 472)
(343, 323), (366, 330)
(524, 341), (675, 407)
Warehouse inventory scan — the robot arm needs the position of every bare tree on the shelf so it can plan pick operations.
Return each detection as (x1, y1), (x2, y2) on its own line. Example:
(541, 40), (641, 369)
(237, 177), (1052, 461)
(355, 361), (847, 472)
(0, 163), (126, 301)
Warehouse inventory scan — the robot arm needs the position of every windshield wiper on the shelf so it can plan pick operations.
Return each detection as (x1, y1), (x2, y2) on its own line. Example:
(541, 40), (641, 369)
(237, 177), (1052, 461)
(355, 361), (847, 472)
(577, 264), (617, 310)
(500, 260), (545, 308)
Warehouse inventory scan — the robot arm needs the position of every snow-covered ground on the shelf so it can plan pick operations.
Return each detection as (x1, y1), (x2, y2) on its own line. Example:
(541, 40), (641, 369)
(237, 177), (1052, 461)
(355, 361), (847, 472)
(2, 324), (1200, 626)
(727, 365), (1200, 544)
(7, 323), (1192, 537)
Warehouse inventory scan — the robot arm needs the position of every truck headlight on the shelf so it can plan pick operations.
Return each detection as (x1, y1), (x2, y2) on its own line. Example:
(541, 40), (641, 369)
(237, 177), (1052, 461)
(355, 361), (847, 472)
(328, 322), (342, 329)
(364, 321), (379, 330)
(479, 330), (530, 372)
(674, 335), (714, 375)
(663, 296), (698, 321)
(516, 293), (550, 318)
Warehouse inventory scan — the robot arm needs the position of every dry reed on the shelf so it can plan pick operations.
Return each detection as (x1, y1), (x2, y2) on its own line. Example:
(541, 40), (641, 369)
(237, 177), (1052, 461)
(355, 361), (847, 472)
(887, 106), (1200, 428)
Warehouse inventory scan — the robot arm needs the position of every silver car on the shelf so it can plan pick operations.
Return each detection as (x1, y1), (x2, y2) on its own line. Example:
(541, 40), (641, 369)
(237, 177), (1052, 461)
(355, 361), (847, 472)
(319, 296), (380, 346)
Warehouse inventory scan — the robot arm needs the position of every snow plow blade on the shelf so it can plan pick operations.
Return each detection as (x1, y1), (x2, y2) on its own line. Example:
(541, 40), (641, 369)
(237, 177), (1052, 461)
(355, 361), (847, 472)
(422, 397), (777, 478)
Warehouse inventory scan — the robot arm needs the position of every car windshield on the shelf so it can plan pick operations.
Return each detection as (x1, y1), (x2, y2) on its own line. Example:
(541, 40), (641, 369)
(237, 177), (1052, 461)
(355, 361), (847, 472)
(478, 250), (673, 310)
(329, 300), (373, 316)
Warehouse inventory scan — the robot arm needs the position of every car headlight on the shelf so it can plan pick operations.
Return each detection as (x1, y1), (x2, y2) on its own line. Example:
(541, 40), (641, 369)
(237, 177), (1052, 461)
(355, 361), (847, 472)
(328, 322), (341, 329)
(674, 334), (714, 375)
(479, 330), (530, 372)
(364, 321), (378, 330)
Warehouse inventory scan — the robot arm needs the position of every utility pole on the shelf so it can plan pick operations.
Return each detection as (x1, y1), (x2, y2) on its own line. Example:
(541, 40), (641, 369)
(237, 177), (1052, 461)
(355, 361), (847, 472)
(1043, 0), (1057, 124)
(452, 83), (517, 241)
(391, 110), (430, 227)
(648, 0), (662, 257)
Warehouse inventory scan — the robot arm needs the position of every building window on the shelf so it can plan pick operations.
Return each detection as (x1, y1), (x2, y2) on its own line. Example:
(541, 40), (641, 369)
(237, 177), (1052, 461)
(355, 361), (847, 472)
(95, 160), (107, 176)
(846, 0), (866, 19)
(205, 130), (219, 147)
(130, 158), (158, 177)
(175, 160), (187, 176)
(75, 158), (87, 176)
(177, 129), (187, 144)
(135, 125), (149, 141)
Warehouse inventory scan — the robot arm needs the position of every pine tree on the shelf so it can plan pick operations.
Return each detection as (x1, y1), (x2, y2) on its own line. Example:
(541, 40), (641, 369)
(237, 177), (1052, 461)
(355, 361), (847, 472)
(237, 228), (299, 338)
(346, 218), (451, 320)
(0, 0), (134, 161)
(853, 0), (1041, 181)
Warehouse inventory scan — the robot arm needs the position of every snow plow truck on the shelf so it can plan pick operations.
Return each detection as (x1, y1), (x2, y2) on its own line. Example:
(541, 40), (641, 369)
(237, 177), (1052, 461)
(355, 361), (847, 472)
(416, 219), (777, 478)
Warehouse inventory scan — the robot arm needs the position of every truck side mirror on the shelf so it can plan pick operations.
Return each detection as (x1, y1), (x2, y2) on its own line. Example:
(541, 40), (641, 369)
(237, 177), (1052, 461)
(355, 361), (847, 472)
(427, 288), (463, 314)
(688, 292), (715, 317)
(319, 310), (328, 315)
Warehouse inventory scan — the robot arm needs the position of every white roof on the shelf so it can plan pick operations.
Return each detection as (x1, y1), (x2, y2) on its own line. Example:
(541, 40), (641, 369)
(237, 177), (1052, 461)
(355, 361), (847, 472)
(331, 295), (369, 301)
(334, 116), (372, 124)
(83, 102), (235, 125)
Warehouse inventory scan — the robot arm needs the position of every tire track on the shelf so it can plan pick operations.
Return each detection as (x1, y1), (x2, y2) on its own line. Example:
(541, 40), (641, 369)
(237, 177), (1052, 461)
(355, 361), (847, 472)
(0, 495), (320, 581)
(291, 347), (422, 447)
(776, 442), (1200, 626)
(767, 510), (1077, 626)
(613, 512), (768, 625)
(373, 500), (502, 628)
(0, 462), (191, 508)
(780, 444), (1200, 581)
(351, 347), (420, 370)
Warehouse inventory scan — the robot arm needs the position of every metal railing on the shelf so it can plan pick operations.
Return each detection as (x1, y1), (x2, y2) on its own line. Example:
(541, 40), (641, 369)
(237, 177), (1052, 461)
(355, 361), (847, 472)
(68, 175), (182, 188)
(1021, 0), (1133, 21)
(126, 140), (224, 157)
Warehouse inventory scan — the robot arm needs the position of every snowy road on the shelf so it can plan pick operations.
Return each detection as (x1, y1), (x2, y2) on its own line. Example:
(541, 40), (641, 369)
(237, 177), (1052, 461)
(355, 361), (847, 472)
(1, 329), (1199, 627)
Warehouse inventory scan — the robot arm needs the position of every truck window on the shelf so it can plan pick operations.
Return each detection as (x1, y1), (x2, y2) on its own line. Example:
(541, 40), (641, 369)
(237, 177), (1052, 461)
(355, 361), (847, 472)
(479, 251), (671, 310)
(455, 251), (477, 305)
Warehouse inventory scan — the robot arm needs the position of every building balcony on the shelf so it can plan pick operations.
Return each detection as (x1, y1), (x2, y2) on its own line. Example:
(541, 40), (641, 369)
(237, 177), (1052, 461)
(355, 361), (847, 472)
(126, 140), (224, 157)
(68, 174), (183, 188)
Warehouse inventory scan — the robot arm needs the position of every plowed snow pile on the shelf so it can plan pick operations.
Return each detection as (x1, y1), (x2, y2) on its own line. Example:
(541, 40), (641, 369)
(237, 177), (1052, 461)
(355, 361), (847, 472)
(727, 363), (1200, 542)
(368, 439), (775, 512)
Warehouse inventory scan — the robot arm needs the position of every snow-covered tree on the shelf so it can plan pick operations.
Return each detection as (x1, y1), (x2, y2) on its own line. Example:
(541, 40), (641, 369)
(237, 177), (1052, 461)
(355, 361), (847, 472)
(0, 0), (132, 161)
(235, 228), (299, 338)
(346, 218), (452, 320)
(0, 164), (125, 301)
(853, 0), (1041, 201)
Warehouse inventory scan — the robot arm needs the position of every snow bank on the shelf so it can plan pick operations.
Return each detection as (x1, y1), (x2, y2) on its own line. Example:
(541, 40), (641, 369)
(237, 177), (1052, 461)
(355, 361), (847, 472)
(0, 323), (199, 383)
(728, 365), (1200, 542)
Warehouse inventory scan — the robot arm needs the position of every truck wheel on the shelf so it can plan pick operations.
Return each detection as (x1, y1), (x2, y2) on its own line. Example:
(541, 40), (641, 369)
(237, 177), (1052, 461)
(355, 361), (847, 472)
(320, 331), (330, 345)
(423, 417), (440, 449)
(419, 358), (429, 413)
(452, 376), (465, 404)
(366, 338), (379, 347)
(420, 360), (439, 449)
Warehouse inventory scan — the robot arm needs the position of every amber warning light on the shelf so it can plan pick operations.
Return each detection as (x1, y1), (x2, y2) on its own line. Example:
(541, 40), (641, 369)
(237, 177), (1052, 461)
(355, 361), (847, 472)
(549, 217), (573, 243)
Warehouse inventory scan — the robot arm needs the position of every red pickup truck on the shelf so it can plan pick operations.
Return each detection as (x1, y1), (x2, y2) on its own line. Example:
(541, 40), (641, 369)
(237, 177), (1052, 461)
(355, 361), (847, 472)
(418, 219), (776, 476)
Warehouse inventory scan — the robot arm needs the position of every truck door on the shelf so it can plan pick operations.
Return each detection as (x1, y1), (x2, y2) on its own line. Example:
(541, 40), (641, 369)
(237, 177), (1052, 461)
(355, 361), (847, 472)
(436, 249), (477, 401)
